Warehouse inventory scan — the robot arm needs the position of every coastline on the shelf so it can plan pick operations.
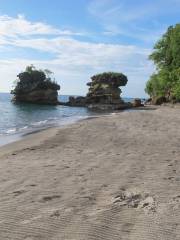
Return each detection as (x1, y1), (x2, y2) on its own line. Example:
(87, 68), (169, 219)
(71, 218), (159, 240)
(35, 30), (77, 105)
(0, 105), (180, 239)
(0, 114), (96, 148)
(0, 105), (154, 148)
(0, 108), (143, 155)
(0, 114), (105, 156)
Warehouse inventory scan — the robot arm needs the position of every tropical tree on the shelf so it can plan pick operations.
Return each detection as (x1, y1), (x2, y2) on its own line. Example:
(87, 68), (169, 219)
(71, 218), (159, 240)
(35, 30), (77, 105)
(145, 24), (180, 101)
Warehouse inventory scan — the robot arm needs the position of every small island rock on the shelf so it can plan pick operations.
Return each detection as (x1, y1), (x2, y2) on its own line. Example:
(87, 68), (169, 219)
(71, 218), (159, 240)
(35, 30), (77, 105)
(11, 65), (60, 105)
(65, 72), (132, 110)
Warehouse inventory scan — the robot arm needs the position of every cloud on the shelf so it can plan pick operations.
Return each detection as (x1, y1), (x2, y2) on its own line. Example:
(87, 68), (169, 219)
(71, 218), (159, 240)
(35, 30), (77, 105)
(0, 36), (154, 96)
(0, 14), (154, 97)
(10, 36), (150, 57)
(0, 14), (83, 38)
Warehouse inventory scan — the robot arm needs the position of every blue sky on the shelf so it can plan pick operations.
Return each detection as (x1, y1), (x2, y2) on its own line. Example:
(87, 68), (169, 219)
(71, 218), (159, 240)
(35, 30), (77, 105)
(0, 0), (179, 97)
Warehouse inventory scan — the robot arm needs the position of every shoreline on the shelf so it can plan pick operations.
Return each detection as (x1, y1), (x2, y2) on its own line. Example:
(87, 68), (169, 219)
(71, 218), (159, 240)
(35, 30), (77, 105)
(0, 106), (155, 148)
(0, 114), (96, 148)
(0, 105), (180, 239)
(0, 114), (105, 156)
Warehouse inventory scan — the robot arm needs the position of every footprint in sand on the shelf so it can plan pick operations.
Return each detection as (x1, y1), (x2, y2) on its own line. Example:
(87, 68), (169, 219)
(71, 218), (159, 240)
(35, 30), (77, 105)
(113, 188), (157, 213)
(28, 184), (36, 187)
(50, 210), (61, 218)
(12, 190), (25, 196)
(40, 195), (61, 203)
(43, 164), (56, 168)
(170, 195), (180, 210)
(24, 147), (36, 151)
(172, 195), (180, 203)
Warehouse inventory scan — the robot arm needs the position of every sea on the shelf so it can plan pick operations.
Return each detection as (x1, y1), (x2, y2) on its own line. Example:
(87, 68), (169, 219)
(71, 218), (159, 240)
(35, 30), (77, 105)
(0, 93), (134, 146)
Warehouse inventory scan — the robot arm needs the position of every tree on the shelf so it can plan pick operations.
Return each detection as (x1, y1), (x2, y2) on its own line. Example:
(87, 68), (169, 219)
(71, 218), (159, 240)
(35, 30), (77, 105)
(44, 69), (53, 78)
(25, 64), (36, 73)
(145, 24), (180, 102)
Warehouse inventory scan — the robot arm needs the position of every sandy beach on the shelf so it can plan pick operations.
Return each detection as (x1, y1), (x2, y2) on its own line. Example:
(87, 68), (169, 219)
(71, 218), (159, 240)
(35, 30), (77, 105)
(0, 106), (180, 240)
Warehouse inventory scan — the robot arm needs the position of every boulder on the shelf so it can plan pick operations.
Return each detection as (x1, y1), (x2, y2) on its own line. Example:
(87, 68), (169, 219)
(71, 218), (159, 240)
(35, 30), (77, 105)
(152, 96), (167, 105)
(68, 96), (87, 107)
(132, 98), (143, 107)
(88, 102), (133, 110)
(144, 98), (152, 105)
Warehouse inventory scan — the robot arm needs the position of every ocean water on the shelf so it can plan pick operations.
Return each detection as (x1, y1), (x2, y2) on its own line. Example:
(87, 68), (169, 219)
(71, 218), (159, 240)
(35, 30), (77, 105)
(0, 93), (95, 146)
(0, 93), (135, 146)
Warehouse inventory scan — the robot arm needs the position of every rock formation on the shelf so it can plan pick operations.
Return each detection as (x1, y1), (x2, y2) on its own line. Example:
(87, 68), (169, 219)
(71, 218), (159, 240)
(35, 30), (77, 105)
(86, 72), (128, 104)
(66, 72), (132, 110)
(132, 98), (143, 107)
(145, 96), (167, 105)
(11, 65), (60, 105)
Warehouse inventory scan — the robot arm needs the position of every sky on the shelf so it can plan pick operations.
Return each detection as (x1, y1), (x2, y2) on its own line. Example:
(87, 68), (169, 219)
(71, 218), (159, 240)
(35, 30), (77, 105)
(0, 0), (179, 97)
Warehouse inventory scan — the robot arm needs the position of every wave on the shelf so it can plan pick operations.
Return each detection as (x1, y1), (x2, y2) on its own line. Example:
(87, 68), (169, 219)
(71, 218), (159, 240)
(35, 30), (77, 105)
(6, 128), (17, 134)
(31, 120), (48, 126)
(1, 114), (90, 138)
(0, 93), (95, 141)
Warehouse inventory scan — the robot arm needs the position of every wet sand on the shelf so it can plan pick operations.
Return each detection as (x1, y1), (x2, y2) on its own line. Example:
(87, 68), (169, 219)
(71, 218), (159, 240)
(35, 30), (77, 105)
(0, 106), (180, 240)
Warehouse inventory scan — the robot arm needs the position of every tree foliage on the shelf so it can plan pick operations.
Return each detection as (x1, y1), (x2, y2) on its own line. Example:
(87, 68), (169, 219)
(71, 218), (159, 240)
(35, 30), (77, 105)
(12, 65), (60, 95)
(145, 24), (180, 101)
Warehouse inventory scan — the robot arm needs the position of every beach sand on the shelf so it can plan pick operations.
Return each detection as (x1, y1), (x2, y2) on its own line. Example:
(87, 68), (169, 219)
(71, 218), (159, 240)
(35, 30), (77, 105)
(0, 106), (180, 240)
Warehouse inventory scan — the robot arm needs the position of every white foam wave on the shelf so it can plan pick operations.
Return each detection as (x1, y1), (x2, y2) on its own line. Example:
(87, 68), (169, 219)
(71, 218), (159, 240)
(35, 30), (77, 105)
(31, 120), (48, 126)
(6, 128), (17, 134)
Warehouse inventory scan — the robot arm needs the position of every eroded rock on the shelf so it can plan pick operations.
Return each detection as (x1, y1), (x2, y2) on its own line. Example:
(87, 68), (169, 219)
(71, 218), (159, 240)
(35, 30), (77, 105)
(11, 65), (60, 105)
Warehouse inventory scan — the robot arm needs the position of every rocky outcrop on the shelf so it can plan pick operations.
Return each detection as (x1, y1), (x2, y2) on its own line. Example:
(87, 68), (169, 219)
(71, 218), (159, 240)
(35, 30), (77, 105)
(87, 102), (133, 110)
(67, 96), (87, 107)
(145, 96), (166, 105)
(86, 72), (128, 105)
(65, 72), (133, 110)
(132, 98), (143, 107)
(12, 89), (59, 105)
(11, 66), (60, 105)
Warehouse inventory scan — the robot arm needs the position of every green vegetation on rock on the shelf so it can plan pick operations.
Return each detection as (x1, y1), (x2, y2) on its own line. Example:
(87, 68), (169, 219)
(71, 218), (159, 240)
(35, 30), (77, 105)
(12, 65), (60, 95)
(11, 65), (60, 105)
(86, 72), (128, 104)
(145, 24), (180, 102)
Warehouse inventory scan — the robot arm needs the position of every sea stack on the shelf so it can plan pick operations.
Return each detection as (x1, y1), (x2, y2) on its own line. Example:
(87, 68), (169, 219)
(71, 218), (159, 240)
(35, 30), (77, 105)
(66, 72), (132, 110)
(11, 65), (60, 105)
(86, 72), (128, 104)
